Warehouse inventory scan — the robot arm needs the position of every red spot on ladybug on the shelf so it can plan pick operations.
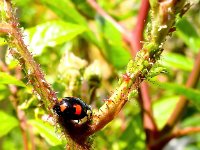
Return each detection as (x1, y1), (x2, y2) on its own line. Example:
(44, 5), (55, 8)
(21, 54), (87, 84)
(53, 97), (92, 120)
(73, 104), (82, 115)
(60, 103), (67, 112)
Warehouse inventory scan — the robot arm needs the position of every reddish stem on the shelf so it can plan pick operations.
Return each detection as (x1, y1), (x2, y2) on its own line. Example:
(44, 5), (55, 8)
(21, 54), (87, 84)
(123, 0), (150, 57)
(172, 127), (200, 138)
(87, 0), (127, 35)
(132, 0), (150, 55)
(139, 82), (158, 131)
(16, 108), (29, 150)
(131, 0), (158, 140)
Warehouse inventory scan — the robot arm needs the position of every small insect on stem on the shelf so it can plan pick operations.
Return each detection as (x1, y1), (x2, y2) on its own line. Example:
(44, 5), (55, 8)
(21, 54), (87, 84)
(103, 99), (115, 104)
(122, 73), (131, 82)
(102, 99), (115, 110)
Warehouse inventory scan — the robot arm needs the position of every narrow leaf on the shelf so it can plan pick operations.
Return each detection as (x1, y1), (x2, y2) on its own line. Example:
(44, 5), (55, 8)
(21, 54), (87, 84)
(42, 0), (87, 25)
(97, 17), (131, 69)
(181, 115), (200, 128)
(0, 111), (19, 137)
(0, 72), (26, 87)
(161, 52), (194, 71)
(29, 120), (62, 146)
(151, 80), (200, 106)
(176, 18), (200, 53)
(153, 96), (179, 129)
(0, 84), (9, 101)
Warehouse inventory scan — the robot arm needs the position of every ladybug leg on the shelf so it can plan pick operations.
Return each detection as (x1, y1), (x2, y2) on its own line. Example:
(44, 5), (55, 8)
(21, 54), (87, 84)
(106, 103), (109, 109)
(86, 114), (90, 121)
(99, 108), (103, 112)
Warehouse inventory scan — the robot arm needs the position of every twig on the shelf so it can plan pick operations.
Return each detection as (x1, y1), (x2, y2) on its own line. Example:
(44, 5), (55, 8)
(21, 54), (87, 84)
(139, 82), (158, 133)
(150, 126), (200, 149)
(172, 127), (200, 138)
(131, 0), (150, 56)
(87, 0), (127, 36)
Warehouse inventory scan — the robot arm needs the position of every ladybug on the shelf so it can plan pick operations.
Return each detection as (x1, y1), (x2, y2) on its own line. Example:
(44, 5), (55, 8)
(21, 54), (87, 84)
(53, 97), (92, 120)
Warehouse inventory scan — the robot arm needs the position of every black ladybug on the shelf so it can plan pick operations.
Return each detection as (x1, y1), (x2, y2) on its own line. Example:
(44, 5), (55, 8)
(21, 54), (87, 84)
(53, 97), (92, 120)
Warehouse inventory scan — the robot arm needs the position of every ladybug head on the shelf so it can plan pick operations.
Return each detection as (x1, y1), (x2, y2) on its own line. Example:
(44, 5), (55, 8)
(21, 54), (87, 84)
(53, 100), (69, 117)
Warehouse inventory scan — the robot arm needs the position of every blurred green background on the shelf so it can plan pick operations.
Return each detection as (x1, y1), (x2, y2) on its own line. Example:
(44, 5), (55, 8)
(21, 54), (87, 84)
(0, 0), (200, 150)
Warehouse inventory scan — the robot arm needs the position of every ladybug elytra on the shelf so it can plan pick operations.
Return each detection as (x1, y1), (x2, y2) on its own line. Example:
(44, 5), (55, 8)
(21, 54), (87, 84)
(53, 97), (92, 120)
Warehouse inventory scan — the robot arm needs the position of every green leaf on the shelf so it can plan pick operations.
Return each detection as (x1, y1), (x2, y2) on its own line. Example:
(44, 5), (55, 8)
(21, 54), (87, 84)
(106, 46), (131, 69)
(98, 17), (131, 69)
(0, 84), (10, 101)
(161, 52), (194, 71)
(150, 80), (200, 106)
(42, 0), (87, 25)
(49, 145), (66, 150)
(181, 115), (200, 128)
(176, 18), (200, 53)
(70, 0), (95, 19)
(29, 120), (62, 146)
(42, 0), (100, 47)
(119, 115), (145, 150)
(0, 111), (19, 137)
(0, 72), (26, 87)
(153, 96), (179, 129)
(24, 20), (86, 55)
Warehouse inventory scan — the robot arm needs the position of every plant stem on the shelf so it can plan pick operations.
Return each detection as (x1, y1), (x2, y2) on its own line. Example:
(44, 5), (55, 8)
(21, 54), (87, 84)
(86, 0), (187, 135)
(0, 0), (58, 111)
(131, 0), (150, 56)
(87, 0), (126, 35)
(172, 127), (200, 137)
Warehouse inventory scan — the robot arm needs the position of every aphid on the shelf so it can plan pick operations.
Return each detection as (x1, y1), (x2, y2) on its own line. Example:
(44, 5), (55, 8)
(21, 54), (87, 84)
(122, 73), (131, 82)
